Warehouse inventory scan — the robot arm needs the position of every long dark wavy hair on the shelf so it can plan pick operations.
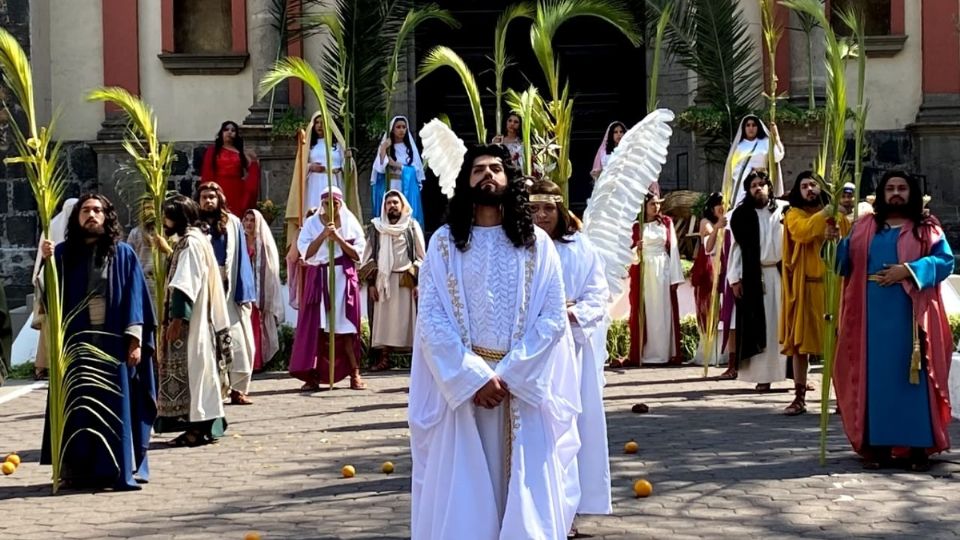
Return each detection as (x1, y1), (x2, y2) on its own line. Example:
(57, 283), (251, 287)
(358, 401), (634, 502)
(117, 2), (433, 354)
(740, 115), (767, 141)
(742, 170), (776, 210)
(605, 121), (627, 155)
(700, 192), (723, 224)
(164, 195), (203, 236)
(388, 117), (414, 166)
(64, 193), (122, 265)
(873, 170), (930, 239)
(529, 179), (579, 242)
(446, 144), (535, 251)
(212, 120), (249, 174)
(309, 114), (339, 151)
(196, 181), (230, 235)
(503, 112), (523, 140)
(786, 170), (830, 209)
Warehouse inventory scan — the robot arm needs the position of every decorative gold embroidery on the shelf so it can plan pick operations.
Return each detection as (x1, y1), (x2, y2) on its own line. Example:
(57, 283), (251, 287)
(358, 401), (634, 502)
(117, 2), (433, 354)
(512, 247), (536, 343)
(438, 233), (469, 346)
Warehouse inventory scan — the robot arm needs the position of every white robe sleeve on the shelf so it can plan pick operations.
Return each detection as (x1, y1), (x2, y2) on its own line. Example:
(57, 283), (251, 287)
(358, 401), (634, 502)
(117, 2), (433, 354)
(373, 150), (388, 175)
(727, 240), (743, 285)
(416, 237), (496, 409)
(568, 239), (608, 334)
(495, 237), (568, 407)
(668, 221), (685, 285)
(168, 237), (206, 303)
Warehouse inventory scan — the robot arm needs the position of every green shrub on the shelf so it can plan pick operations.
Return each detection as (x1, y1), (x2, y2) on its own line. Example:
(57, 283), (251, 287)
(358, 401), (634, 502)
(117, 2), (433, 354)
(950, 314), (960, 347)
(605, 315), (701, 363)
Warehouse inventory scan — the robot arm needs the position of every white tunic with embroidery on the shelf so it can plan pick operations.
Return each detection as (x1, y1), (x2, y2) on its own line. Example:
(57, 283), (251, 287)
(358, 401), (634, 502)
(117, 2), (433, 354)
(409, 225), (581, 540)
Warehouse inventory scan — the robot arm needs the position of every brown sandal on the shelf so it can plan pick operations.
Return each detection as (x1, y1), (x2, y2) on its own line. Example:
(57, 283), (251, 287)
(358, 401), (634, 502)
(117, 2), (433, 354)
(717, 369), (738, 380)
(230, 390), (254, 405)
(350, 371), (367, 390)
(783, 383), (807, 416)
(369, 357), (391, 372)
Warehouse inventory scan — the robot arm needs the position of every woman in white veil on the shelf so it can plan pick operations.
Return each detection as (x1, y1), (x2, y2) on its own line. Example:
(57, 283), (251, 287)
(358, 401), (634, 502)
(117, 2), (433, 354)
(371, 115), (425, 226)
(722, 115), (784, 210)
(590, 121), (627, 180)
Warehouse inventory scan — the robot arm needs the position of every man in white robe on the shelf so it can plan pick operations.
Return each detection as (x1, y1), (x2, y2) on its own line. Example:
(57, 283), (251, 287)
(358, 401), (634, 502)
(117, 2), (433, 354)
(360, 189), (425, 371)
(291, 186), (367, 390)
(197, 182), (257, 405)
(529, 180), (612, 529)
(409, 145), (581, 540)
(727, 171), (787, 389)
(156, 195), (231, 445)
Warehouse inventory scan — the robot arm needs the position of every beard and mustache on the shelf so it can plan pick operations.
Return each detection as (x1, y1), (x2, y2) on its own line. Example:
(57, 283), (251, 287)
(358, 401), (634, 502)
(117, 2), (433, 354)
(471, 181), (506, 206)
(82, 220), (105, 237)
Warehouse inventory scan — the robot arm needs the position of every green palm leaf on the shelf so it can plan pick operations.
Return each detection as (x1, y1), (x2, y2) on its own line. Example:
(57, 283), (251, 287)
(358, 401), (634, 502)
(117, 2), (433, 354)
(647, 0), (762, 141)
(384, 5), (459, 123)
(531, 0), (640, 100)
(417, 46), (487, 144)
(493, 4), (535, 136)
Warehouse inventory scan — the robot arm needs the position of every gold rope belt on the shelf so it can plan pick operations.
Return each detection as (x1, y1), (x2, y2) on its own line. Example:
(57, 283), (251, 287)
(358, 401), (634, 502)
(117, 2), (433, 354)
(473, 346), (508, 362)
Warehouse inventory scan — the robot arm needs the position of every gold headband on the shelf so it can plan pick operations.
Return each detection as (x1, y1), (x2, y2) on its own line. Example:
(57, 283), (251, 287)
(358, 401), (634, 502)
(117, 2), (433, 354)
(529, 194), (564, 204)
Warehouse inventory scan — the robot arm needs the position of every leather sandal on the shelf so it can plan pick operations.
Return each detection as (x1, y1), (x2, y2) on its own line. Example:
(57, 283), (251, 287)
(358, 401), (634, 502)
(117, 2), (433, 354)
(230, 390), (253, 405)
(717, 369), (738, 380)
(350, 372), (367, 390)
(369, 357), (391, 372)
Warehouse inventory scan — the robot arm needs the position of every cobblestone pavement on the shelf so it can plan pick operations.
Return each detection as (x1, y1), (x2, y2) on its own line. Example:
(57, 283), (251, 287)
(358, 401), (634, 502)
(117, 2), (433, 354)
(1, 366), (959, 539)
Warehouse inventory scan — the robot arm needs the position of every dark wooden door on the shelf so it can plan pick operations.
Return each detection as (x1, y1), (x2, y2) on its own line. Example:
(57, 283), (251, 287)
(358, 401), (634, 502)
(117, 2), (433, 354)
(415, 0), (646, 231)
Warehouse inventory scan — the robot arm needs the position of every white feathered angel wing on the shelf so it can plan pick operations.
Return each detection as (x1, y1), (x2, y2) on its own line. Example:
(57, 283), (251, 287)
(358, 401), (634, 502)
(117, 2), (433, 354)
(583, 108), (675, 298)
(420, 118), (467, 199)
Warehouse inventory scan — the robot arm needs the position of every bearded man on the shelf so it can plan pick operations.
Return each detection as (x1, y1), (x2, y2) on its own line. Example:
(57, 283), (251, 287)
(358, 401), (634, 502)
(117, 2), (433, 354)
(196, 182), (257, 405)
(409, 145), (581, 539)
(38, 193), (157, 490)
(728, 170), (787, 391)
(835, 171), (954, 472)
(780, 172), (850, 415)
(360, 189), (425, 371)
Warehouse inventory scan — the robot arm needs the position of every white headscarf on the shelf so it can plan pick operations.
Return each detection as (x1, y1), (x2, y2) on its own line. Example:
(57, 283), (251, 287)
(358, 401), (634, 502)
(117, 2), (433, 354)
(365, 189), (424, 300)
(722, 115), (784, 205)
(370, 115), (426, 185)
(31, 198), (79, 320)
(245, 209), (284, 362)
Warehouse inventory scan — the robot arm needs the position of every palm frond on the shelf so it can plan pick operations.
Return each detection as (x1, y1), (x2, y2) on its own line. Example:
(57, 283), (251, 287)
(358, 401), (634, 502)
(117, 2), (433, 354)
(417, 46), (486, 144)
(647, 2), (672, 113)
(0, 28), (37, 137)
(648, 0), (762, 142)
(493, 3), (535, 135)
(384, 5), (459, 123)
(532, 0), (641, 101)
(505, 86), (547, 176)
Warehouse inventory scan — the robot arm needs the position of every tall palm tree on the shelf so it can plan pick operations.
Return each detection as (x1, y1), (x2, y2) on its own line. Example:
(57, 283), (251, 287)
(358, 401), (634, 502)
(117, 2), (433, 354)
(646, 0), (763, 143)
(492, 3), (535, 138)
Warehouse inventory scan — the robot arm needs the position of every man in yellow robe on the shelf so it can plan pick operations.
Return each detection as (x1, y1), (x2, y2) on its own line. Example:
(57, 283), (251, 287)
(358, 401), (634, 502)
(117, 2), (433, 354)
(780, 172), (850, 416)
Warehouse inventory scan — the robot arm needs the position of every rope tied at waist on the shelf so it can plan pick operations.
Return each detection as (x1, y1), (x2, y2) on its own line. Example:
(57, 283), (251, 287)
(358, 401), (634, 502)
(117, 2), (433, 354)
(473, 346), (508, 363)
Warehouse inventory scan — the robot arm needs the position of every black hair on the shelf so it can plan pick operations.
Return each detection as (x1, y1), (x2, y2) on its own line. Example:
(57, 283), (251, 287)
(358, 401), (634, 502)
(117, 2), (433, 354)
(873, 170), (927, 239)
(212, 120), (249, 174)
(605, 122), (627, 154)
(739, 115), (767, 141)
(701, 192), (723, 224)
(64, 193), (122, 265)
(446, 144), (535, 251)
(387, 117), (415, 166)
(163, 194), (202, 236)
(786, 170), (830, 208)
(529, 179), (579, 242)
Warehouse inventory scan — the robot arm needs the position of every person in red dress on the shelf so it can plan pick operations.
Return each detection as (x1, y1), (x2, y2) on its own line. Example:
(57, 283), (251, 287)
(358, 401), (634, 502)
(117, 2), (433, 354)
(200, 121), (261, 213)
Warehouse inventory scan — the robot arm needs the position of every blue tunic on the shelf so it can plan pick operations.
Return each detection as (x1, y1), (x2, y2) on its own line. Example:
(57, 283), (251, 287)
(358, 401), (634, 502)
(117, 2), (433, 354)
(210, 222), (256, 305)
(838, 226), (954, 447)
(41, 242), (157, 490)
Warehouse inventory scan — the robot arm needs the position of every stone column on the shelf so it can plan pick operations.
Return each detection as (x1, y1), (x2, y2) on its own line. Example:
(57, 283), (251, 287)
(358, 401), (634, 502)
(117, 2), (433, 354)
(787, 9), (826, 108)
(244, 0), (288, 125)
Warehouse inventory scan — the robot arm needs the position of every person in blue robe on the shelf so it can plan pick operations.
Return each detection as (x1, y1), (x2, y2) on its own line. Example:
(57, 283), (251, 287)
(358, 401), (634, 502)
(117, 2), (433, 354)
(835, 171), (955, 471)
(196, 182), (257, 404)
(39, 193), (157, 491)
(371, 115), (425, 227)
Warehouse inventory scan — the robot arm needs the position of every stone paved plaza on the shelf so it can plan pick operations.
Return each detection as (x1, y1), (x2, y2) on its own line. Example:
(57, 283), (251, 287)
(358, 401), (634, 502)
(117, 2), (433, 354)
(1, 366), (959, 539)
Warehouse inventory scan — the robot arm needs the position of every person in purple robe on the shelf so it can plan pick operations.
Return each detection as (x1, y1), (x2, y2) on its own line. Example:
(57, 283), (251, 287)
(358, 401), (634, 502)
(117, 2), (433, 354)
(39, 193), (157, 491)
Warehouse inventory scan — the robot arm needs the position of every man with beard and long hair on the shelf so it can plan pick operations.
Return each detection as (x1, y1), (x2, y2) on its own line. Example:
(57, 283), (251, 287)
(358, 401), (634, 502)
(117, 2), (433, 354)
(155, 195), (231, 446)
(727, 170), (787, 391)
(196, 182), (257, 405)
(530, 179), (612, 532)
(360, 189), (425, 372)
(409, 145), (580, 539)
(38, 193), (157, 490)
(779, 172), (851, 415)
(834, 171), (954, 471)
